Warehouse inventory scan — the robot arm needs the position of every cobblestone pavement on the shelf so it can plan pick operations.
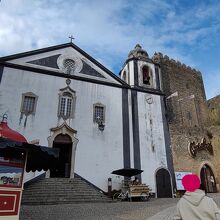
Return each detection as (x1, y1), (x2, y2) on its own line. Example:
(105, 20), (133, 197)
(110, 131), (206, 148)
(20, 194), (220, 220)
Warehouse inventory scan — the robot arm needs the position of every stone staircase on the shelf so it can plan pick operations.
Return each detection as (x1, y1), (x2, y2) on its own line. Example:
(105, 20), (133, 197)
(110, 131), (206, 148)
(22, 177), (111, 205)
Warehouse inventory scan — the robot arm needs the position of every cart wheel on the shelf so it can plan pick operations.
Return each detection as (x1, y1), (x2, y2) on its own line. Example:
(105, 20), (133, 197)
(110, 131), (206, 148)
(113, 192), (121, 201)
(140, 193), (150, 201)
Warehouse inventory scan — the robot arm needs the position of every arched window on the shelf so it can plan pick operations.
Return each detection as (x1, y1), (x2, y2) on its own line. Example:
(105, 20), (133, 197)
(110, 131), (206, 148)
(59, 92), (73, 118)
(58, 87), (76, 120)
(200, 164), (217, 193)
(142, 66), (151, 85)
(122, 71), (127, 81)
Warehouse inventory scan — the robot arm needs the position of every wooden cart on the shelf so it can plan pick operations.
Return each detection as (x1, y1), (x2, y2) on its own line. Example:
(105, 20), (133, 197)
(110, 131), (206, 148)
(111, 168), (152, 202)
(128, 184), (151, 201)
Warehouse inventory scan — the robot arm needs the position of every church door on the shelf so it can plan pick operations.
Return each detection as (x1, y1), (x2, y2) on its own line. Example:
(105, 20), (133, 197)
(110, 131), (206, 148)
(50, 134), (72, 178)
(200, 165), (217, 193)
(156, 168), (172, 198)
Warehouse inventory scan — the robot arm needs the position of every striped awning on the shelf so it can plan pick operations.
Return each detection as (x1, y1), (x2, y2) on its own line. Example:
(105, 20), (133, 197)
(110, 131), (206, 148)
(0, 137), (59, 172)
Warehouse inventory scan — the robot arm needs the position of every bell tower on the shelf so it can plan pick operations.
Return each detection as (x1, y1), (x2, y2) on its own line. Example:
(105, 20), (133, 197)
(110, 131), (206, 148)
(120, 44), (161, 91)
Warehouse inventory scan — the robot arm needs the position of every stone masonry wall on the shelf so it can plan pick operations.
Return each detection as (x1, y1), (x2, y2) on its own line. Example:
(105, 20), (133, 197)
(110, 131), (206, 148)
(207, 95), (220, 126)
(206, 96), (220, 190)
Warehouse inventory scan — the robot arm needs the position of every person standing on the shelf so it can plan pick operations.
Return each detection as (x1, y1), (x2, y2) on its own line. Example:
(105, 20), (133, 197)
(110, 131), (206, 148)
(173, 174), (220, 220)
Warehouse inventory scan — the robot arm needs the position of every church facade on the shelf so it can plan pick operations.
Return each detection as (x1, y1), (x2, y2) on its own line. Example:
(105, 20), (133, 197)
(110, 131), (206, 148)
(0, 43), (174, 197)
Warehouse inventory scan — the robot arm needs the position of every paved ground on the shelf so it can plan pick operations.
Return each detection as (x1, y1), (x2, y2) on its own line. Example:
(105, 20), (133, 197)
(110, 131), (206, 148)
(20, 194), (220, 220)
(148, 194), (220, 220)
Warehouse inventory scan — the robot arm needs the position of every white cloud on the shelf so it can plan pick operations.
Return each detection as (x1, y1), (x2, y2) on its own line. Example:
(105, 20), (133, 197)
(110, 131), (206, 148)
(0, 0), (218, 59)
(0, 0), (220, 99)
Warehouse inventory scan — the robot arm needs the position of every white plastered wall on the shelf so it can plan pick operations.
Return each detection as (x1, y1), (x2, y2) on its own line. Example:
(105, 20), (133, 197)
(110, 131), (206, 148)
(138, 92), (168, 193)
(0, 67), (124, 192)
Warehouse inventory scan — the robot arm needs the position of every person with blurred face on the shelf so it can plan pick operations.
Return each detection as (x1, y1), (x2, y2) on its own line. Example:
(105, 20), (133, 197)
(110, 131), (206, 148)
(173, 174), (220, 220)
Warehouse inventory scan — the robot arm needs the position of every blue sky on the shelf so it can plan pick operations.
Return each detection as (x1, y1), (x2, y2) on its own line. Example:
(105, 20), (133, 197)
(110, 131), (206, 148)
(0, 0), (219, 99)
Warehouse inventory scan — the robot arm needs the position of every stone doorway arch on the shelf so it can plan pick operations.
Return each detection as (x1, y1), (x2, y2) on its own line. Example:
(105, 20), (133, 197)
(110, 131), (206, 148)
(155, 168), (173, 198)
(47, 122), (78, 178)
(51, 134), (72, 178)
(200, 164), (217, 193)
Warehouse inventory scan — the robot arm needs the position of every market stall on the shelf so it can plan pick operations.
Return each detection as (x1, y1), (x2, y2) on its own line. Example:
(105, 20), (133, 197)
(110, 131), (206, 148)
(0, 119), (59, 220)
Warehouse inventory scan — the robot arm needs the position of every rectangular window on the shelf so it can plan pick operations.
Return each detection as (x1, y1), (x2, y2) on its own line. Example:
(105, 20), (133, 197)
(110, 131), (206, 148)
(21, 93), (38, 115)
(22, 96), (36, 114)
(94, 106), (104, 122)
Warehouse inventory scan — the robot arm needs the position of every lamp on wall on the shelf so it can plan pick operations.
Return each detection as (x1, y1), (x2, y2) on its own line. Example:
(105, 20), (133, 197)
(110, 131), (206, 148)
(98, 120), (105, 131)
(96, 117), (105, 131)
(2, 113), (8, 122)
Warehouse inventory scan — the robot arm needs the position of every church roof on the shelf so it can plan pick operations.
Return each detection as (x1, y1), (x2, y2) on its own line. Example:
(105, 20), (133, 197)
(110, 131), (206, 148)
(0, 42), (165, 96)
(0, 42), (127, 86)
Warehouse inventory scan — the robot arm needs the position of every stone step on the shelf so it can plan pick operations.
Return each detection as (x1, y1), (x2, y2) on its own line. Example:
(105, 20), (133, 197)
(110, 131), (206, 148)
(25, 182), (94, 186)
(26, 182), (88, 185)
(25, 187), (95, 191)
(23, 193), (104, 197)
(22, 199), (112, 205)
(23, 196), (110, 200)
(22, 196), (111, 204)
(24, 188), (102, 192)
(23, 197), (108, 202)
(25, 185), (92, 189)
(24, 191), (102, 196)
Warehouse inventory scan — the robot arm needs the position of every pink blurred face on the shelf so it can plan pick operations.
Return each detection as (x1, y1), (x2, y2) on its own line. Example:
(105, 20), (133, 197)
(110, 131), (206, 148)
(182, 174), (201, 192)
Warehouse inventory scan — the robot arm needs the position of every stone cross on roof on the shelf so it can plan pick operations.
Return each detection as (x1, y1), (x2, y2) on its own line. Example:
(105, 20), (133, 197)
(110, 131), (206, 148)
(69, 35), (75, 43)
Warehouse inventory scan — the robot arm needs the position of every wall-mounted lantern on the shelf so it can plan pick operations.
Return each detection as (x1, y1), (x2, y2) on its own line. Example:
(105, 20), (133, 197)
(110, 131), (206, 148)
(98, 120), (105, 131)
(97, 117), (105, 131)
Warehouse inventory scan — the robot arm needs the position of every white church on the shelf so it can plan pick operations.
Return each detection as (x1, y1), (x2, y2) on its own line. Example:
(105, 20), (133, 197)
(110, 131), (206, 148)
(0, 42), (174, 197)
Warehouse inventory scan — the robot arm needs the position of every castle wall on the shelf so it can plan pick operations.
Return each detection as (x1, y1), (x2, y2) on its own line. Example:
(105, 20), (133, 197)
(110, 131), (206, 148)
(152, 53), (220, 192)
(207, 95), (220, 126)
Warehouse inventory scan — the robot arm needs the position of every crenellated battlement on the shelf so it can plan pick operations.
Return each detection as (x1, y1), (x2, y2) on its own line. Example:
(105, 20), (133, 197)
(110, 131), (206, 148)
(152, 52), (202, 78)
